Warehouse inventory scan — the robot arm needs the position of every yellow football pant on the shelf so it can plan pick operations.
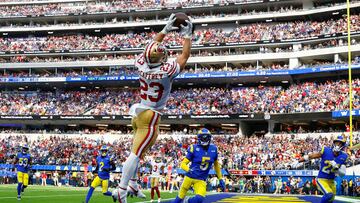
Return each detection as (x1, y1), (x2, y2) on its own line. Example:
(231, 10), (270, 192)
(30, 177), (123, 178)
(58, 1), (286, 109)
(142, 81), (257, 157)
(178, 176), (206, 199)
(317, 178), (336, 202)
(17, 172), (29, 186)
(91, 176), (109, 193)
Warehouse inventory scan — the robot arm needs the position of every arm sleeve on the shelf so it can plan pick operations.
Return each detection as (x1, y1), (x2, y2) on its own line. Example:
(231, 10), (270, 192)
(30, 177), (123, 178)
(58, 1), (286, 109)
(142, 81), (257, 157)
(167, 60), (181, 80)
(214, 160), (222, 179)
(320, 147), (325, 155)
(180, 158), (191, 172)
(185, 145), (194, 161)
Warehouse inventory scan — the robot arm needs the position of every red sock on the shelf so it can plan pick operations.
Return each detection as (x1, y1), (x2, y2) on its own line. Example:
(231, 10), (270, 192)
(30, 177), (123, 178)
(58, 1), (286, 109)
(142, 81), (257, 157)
(151, 188), (154, 199)
(155, 187), (160, 198)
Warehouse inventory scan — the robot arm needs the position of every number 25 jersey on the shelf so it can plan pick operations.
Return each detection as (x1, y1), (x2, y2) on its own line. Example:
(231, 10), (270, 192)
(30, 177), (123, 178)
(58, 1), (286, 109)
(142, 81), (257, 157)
(129, 53), (181, 116)
(318, 146), (348, 180)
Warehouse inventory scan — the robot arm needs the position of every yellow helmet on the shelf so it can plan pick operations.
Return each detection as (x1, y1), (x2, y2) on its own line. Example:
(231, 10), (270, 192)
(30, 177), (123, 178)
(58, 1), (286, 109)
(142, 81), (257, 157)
(143, 41), (168, 67)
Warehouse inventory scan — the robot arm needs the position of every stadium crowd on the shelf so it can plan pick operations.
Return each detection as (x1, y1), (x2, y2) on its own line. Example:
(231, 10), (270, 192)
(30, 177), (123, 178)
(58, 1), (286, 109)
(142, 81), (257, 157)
(1, 132), (359, 170)
(0, 131), (359, 195)
(0, 0), (323, 18)
(0, 78), (359, 115)
(0, 15), (359, 52)
(1, 38), (356, 65)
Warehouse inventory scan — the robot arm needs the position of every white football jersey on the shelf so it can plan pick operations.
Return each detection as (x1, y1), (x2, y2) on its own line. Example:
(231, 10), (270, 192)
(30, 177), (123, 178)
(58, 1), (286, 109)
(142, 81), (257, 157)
(151, 160), (165, 177)
(129, 53), (180, 116)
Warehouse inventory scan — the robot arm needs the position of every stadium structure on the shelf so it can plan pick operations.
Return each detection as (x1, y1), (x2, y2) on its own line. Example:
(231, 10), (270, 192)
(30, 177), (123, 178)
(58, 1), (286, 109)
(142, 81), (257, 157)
(0, 0), (359, 203)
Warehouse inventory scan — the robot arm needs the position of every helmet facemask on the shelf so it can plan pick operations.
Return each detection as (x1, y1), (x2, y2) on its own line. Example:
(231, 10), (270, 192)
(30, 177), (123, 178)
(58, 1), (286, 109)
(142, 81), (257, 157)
(198, 134), (211, 147)
(332, 141), (344, 153)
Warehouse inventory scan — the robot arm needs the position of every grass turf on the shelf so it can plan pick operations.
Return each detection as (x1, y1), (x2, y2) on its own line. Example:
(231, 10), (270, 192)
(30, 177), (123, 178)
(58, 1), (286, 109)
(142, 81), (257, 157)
(0, 184), (178, 203)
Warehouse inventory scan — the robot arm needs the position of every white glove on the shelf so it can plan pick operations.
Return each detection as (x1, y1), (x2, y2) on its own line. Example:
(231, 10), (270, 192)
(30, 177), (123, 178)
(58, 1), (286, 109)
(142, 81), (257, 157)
(337, 165), (346, 177)
(180, 20), (193, 39)
(290, 160), (303, 169)
(161, 13), (178, 34)
(329, 160), (339, 169)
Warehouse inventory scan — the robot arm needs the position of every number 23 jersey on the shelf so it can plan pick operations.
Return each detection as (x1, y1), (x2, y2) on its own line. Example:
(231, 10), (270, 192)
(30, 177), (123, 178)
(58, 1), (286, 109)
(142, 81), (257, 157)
(186, 144), (218, 181)
(318, 146), (348, 179)
(130, 53), (181, 115)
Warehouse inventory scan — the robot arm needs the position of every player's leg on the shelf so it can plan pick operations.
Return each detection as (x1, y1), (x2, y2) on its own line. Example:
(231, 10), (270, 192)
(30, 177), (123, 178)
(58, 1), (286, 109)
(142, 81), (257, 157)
(119, 110), (160, 200)
(151, 177), (155, 202)
(102, 179), (112, 196)
(316, 178), (335, 203)
(22, 173), (29, 192)
(154, 178), (161, 202)
(102, 178), (115, 203)
(17, 172), (23, 199)
(329, 180), (337, 202)
(85, 176), (101, 203)
(185, 179), (206, 203)
(173, 176), (194, 203)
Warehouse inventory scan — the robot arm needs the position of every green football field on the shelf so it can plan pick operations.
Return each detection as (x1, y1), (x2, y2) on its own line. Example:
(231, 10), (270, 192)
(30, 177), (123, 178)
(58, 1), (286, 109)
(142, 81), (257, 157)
(0, 184), (178, 203)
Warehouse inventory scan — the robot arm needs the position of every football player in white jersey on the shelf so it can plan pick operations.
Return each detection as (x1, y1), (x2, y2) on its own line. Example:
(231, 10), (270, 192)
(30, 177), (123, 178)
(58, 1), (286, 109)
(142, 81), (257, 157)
(116, 13), (193, 203)
(150, 155), (165, 203)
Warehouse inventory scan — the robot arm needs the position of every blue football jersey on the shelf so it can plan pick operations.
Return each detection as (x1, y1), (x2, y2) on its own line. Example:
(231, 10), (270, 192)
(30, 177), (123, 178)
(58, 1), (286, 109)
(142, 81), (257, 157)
(16, 153), (31, 173)
(185, 144), (218, 181)
(96, 155), (112, 180)
(318, 146), (348, 179)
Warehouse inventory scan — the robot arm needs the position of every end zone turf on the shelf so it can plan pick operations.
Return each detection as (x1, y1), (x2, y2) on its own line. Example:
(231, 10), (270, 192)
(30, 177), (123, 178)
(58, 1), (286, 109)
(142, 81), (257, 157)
(162, 193), (360, 203)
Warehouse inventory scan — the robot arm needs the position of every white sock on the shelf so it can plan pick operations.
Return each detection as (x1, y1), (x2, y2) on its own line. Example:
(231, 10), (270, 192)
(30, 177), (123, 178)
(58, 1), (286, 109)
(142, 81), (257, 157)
(119, 153), (140, 189)
(129, 162), (139, 187)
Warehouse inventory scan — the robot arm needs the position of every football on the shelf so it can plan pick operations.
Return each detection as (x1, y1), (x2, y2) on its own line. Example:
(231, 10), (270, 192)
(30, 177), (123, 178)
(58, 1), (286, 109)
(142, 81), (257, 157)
(174, 12), (190, 28)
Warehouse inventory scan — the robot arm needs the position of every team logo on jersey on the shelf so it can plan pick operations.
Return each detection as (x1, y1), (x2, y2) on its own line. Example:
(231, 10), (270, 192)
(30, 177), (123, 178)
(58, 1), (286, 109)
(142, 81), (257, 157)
(196, 148), (200, 151)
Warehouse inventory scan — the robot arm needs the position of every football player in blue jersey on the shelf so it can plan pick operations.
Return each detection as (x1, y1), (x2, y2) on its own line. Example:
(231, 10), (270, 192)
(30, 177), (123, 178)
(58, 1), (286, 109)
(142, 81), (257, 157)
(173, 128), (225, 203)
(291, 135), (348, 203)
(85, 145), (116, 203)
(14, 144), (31, 201)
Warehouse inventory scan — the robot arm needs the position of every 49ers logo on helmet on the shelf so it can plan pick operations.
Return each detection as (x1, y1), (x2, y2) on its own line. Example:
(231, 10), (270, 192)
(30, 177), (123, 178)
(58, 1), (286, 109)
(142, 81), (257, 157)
(157, 46), (165, 53)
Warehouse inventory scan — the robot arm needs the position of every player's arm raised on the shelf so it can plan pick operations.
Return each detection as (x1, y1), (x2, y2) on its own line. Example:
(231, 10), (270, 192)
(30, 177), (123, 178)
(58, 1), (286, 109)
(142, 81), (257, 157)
(290, 151), (322, 169)
(176, 19), (193, 72)
(154, 13), (178, 43)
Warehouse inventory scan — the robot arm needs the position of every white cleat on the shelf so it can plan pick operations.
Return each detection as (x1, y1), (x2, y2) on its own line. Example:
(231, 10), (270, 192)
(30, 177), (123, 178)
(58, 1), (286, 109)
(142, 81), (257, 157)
(17, 195), (21, 201)
(117, 187), (128, 203)
(127, 185), (146, 199)
(158, 198), (161, 202)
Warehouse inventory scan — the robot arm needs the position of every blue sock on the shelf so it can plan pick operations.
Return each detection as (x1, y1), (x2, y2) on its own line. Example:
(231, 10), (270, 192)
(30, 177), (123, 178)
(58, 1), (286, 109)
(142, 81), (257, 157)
(85, 187), (95, 203)
(17, 183), (22, 196)
(188, 195), (204, 203)
(172, 196), (183, 203)
(103, 191), (112, 196)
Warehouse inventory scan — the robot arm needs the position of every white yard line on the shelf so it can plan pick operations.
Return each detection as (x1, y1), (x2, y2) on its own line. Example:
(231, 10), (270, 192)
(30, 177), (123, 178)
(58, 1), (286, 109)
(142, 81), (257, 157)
(0, 194), (85, 199)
